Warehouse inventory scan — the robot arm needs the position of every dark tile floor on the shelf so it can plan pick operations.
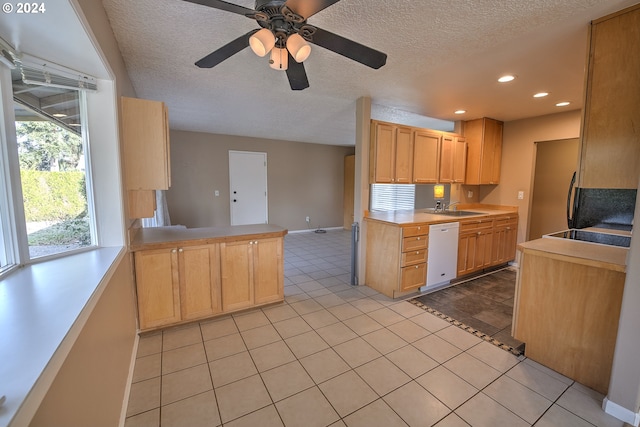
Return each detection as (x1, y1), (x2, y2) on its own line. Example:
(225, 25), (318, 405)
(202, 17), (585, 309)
(414, 268), (524, 350)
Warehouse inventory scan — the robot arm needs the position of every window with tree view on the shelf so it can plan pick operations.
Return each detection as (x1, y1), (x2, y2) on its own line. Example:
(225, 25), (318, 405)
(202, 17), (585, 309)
(14, 85), (94, 259)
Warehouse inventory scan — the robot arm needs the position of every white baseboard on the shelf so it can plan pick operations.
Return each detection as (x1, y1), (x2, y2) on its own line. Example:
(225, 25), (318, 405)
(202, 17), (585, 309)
(288, 227), (345, 234)
(119, 333), (140, 427)
(603, 397), (640, 426)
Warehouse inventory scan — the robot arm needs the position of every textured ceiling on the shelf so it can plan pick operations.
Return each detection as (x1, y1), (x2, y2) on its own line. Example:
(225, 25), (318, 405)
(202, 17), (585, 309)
(101, 0), (637, 146)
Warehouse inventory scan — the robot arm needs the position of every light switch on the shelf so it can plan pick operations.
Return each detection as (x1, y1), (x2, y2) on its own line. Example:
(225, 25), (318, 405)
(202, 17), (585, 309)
(214, 190), (219, 197)
(518, 191), (524, 200)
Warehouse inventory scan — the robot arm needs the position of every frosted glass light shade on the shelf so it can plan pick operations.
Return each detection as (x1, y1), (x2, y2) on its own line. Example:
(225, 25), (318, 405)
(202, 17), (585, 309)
(286, 33), (311, 63)
(433, 184), (445, 199)
(269, 47), (288, 70)
(249, 28), (276, 57)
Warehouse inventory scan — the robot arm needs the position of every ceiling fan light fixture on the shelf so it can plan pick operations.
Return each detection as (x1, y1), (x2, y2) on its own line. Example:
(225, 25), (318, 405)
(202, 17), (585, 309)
(249, 28), (276, 57)
(286, 33), (311, 63)
(269, 47), (288, 71)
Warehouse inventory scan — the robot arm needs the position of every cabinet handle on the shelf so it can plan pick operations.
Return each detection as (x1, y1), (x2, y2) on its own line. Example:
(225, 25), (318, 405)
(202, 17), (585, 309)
(171, 249), (177, 253)
(417, 226), (421, 230)
(249, 242), (253, 245)
(477, 232), (481, 235)
(254, 241), (258, 245)
(416, 237), (420, 240)
(178, 248), (183, 253)
(415, 265), (419, 269)
(416, 251), (420, 254)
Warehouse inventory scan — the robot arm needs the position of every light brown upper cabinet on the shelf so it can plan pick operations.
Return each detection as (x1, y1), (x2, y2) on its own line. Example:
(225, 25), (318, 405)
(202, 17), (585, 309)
(371, 120), (466, 185)
(578, 4), (640, 189)
(412, 129), (441, 184)
(463, 117), (503, 185)
(370, 121), (413, 183)
(439, 133), (467, 183)
(121, 96), (171, 190)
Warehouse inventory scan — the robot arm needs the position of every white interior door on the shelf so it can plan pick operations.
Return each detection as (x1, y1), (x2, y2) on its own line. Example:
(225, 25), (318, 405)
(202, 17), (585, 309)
(229, 150), (268, 225)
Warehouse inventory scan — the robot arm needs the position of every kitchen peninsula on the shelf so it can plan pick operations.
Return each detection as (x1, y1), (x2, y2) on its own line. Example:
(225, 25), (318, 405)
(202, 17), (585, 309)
(364, 204), (518, 298)
(512, 235), (628, 395)
(129, 224), (287, 331)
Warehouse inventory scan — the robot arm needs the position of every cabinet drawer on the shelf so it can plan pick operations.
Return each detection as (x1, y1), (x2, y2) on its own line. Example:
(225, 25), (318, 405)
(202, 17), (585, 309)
(403, 225), (428, 237)
(401, 263), (427, 291)
(460, 218), (493, 232)
(494, 216), (518, 228)
(402, 235), (428, 252)
(401, 249), (427, 267)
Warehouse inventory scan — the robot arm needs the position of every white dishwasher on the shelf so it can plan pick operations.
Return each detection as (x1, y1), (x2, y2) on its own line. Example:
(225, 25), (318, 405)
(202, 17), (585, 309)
(421, 222), (460, 291)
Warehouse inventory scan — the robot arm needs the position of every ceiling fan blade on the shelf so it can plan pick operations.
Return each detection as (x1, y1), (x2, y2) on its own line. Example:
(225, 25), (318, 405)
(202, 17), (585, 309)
(195, 30), (258, 68)
(308, 27), (387, 69)
(182, 0), (255, 16)
(286, 53), (310, 90)
(284, 0), (341, 19)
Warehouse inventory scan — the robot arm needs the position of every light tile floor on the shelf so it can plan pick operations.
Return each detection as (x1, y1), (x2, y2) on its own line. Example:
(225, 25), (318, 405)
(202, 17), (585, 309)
(125, 230), (628, 427)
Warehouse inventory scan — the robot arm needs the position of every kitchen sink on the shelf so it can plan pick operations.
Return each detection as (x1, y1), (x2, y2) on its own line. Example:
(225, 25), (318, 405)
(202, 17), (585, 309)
(425, 209), (481, 217)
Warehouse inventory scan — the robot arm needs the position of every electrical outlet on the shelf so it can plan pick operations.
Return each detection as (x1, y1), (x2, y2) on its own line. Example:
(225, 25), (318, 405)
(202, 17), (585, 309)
(518, 191), (524, 200)
(467, 190), (473, 198)
(305, 216), (310, 223)
(214, 190), (219, 197)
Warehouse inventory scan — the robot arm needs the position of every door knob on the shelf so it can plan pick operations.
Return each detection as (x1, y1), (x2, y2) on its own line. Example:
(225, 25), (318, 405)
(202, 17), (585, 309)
(233, 199), (237, 202)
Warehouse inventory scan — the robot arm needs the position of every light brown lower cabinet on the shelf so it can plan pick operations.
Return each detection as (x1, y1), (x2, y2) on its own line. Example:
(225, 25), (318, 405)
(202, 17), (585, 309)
(134, 248), (181, 330)
(134, 236), (283, 331)
(512, 246), (625, 394)
(457, 218), (494, 277)
(179, 244), (222, 321)
(365, 221), (428, 298)
(220, 237), (284, 312)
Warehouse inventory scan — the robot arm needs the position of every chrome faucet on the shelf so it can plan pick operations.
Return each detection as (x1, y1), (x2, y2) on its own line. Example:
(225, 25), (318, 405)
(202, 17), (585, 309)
(444, 201), (460, 212)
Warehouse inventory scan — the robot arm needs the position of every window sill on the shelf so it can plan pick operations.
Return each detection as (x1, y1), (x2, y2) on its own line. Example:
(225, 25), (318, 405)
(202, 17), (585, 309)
(0, 246), (125, 427)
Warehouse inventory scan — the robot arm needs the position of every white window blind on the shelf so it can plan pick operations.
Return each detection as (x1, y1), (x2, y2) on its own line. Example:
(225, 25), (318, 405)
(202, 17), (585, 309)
(370, 184), (416, 211)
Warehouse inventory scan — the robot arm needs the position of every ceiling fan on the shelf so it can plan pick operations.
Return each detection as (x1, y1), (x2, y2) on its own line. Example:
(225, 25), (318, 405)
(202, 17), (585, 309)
(183, 0), (387, 90)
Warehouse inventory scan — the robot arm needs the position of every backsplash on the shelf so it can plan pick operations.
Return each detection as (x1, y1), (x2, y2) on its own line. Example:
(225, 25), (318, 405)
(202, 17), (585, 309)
(573, 188), (637, 231)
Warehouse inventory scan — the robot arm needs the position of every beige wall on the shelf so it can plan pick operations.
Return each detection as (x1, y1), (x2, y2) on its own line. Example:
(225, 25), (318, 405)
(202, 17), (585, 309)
(29, 255), (137, 427)
(167, 130), (354, 231)
(528, 138), (580, 240)
(479, 109), (582, 243)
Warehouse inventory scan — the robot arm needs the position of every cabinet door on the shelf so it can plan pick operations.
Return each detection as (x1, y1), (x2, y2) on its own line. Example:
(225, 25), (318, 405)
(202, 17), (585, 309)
(439, 134), (454, 183)
(121, 97), (170, 190)
(394, 127), (413, 183)
(452, 137), (467, 183)
(579, 7), (640, 188)
(371, 122), (396, 183)
(135, 249), (180, 329)
(479, 119), (503, 184)
(179, 244), (221, 320)
(220, 240), (254, 312)
(457, 232), (477, 276)
(254, 237), (284, 305)
(475, 230), (494, 270)
(413, 130), (440, 183)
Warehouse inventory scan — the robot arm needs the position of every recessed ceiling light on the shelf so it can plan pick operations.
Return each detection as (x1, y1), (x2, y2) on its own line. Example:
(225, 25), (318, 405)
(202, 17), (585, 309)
(52, 113), (67, 118)
(556, 101), (571, 107)
(454, 110), (466, 114)
(498, 75), (515, 83)
(533, 92), (549, 98)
